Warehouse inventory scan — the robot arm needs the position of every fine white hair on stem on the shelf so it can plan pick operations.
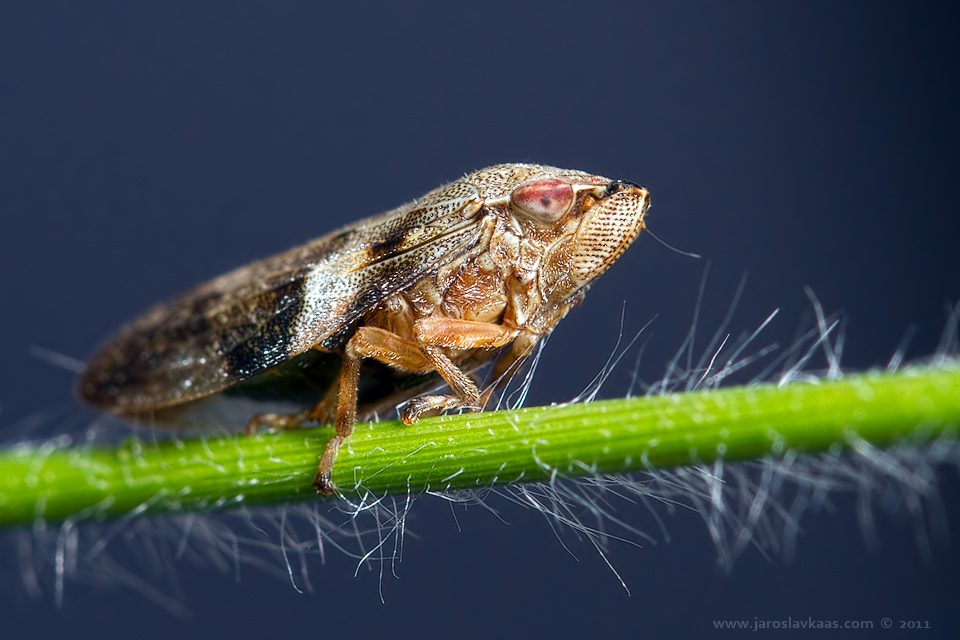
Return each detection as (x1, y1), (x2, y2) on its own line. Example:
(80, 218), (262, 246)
(2, 288), (959, 607)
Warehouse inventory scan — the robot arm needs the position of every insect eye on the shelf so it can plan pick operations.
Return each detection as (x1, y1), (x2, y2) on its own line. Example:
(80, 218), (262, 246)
(510, 178), (575, 224)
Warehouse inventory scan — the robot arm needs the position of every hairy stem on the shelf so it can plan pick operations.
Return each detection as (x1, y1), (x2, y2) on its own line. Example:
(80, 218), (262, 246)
(1, 366), (958, 528)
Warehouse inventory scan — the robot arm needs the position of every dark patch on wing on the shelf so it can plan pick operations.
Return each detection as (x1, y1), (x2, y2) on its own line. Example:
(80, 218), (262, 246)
(316, 276), (404, 351)
(78, 268), (310, 412)
(332, 228), (357, 244)
(223, 279), (305, 378)
(317, 255), (427, 351)
(320, 322), (357, 352)
(368, 228), (408, 263)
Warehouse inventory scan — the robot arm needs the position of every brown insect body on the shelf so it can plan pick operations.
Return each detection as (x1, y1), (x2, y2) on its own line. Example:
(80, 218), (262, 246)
(79, 164), (650, 493)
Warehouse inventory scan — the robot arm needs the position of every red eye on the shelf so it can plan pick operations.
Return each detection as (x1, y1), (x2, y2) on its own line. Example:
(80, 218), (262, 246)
(510, 178), (574, 223)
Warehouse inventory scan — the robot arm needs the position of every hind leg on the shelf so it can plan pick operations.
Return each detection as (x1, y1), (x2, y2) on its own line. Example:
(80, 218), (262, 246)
(244, 368), (341, 435)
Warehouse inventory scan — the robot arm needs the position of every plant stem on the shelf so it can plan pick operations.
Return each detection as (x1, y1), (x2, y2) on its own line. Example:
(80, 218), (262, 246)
(1, 365), (958, 528)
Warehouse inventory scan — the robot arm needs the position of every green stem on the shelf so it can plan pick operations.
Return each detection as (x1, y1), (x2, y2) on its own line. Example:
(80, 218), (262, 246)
(1, 366), (958, 528)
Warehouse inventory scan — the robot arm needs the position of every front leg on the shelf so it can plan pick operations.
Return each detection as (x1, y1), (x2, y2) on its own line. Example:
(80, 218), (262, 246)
(399, 318), (519, 422)
(398, 344), (483, 422)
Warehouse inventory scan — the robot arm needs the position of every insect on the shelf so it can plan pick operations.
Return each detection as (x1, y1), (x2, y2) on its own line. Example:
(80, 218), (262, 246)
(78, 164), (651, 494)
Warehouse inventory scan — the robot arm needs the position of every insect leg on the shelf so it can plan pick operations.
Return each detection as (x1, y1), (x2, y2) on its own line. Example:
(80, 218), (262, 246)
(400, 319), (520, 422)
(314, 322), (519, 493)
(314, 326), (432, 493)
(398, 344), (482, 422)
(413, 317), (519, 350)
(245, 407), (314, 435)
(244, 365), (342, 435)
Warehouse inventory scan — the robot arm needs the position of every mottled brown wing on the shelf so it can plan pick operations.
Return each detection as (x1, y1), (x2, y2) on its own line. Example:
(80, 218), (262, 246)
(79, 181), (485, 413)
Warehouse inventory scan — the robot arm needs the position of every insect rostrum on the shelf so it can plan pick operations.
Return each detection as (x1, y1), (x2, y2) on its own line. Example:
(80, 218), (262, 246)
(78, 164), (650, 493)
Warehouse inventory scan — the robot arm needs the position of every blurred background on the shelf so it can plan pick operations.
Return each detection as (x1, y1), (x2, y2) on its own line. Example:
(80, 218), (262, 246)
(1, 2), (958, 637)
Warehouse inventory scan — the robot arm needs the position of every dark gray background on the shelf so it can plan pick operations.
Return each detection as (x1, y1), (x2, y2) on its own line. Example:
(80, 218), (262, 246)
(1, 2), (959, 638)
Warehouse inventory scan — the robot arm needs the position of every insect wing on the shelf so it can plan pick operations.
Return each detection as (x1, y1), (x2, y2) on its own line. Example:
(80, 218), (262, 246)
(79, 181), (485, 413)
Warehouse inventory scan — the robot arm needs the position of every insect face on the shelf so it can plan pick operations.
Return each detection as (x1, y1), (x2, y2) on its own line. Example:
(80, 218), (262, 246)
(504, 175), (650, 327)
(568, 180), (650, 287)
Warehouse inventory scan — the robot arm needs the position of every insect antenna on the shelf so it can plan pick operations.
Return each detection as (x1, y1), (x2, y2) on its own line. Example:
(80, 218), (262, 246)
(644, 225), (701, 259)
(27, 346), (86, 374)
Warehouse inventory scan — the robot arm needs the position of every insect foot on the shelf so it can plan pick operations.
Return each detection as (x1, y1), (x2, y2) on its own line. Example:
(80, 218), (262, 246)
(313, 436), (342, 494)
(77, 164), (650, 497)
(399, 396), (483, 424)
(244, 409), (311, 436)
